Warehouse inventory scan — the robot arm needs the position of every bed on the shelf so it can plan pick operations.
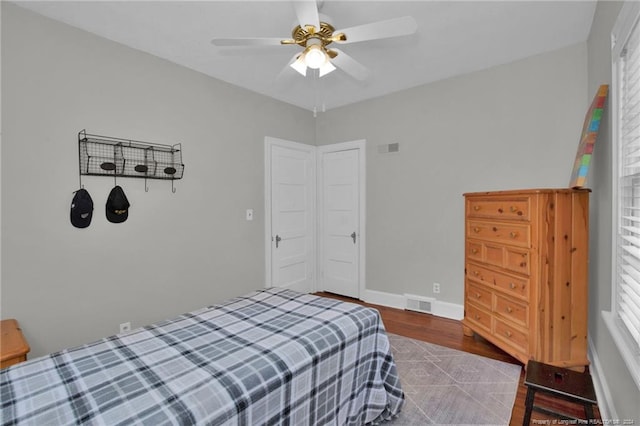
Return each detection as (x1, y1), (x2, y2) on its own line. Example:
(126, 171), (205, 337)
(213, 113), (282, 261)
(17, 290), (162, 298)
(0, 288), (404, 425)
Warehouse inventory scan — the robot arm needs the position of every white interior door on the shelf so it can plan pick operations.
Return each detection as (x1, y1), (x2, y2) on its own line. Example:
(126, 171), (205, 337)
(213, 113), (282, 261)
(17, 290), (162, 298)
(319, 142), (364, 299)
(265, 138), (315, 293)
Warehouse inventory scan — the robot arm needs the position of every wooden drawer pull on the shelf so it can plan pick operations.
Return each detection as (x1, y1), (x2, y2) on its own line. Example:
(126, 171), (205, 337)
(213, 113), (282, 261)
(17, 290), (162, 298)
(473, 205), (480, 211)
(509, 232), (518, 238)
(510, 206), (518, 213)
(474, 314), (481, 320)
(473, 270), (480, 276)
(505, 331), (512, 338)
(473, 227), (480, 233)
(475, 293), (482, 299)
(509, 282), (516, 289)
(506, 306), (513, 313)
(471, 248), (478, 254)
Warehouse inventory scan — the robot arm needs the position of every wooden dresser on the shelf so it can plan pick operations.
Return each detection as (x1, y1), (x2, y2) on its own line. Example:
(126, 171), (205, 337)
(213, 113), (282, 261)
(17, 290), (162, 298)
(0, 319), (30, 369)
(462, 188), (589, 369)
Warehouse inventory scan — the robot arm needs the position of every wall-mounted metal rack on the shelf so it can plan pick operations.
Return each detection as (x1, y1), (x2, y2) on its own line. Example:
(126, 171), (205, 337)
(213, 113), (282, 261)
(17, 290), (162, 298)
(78, 130), (184, 191)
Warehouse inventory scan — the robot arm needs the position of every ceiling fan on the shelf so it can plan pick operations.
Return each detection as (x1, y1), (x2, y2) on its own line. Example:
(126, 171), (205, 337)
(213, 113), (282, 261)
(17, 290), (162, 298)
(211, 0), (418, 81)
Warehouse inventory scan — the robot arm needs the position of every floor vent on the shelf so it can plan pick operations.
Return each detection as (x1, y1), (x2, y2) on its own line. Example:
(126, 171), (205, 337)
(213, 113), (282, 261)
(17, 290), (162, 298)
(404, 294), (435, 314)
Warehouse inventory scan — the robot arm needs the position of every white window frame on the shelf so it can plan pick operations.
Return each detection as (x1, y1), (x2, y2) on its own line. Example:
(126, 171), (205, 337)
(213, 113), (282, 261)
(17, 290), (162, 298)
(605, 0), (640, 390)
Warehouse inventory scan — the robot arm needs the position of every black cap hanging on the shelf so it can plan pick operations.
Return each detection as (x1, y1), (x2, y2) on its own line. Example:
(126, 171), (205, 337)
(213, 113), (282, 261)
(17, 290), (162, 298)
(70, 188), (94, 228)
(106, 185), (130, 223)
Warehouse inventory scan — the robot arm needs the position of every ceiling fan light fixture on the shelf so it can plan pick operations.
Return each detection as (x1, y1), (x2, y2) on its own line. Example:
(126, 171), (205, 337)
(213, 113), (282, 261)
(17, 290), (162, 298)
(290, 55), (307, 76)
(319, 60), (336, 77)
(304, 44), (327, 69)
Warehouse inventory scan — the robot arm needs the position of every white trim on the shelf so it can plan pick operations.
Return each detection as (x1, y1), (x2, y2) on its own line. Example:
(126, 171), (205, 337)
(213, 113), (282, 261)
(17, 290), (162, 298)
(432, 300), (464, 321)
(608, 2), (640, 391)
(363, 289), (464, 321)
(264, 137), (317, 291)
(317, 140), (366, 299)
(602, 310), (640, 389)
(364, 290), (406, 310)
(588, 335), (617, 422)
(611, 2), (640, 59)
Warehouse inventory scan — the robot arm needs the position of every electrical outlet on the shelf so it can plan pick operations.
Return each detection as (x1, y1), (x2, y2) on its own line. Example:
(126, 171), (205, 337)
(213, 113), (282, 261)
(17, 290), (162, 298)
(119, 322), (131, 333)
(433, 283), (441, 294)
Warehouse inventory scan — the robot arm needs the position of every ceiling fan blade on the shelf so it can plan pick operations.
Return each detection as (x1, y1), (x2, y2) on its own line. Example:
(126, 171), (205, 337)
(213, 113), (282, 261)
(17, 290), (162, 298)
(331, 49), (369, 81)
(335, 16), (417, 44)
(293, 0), (320, 31)
(211, 37), (286, 47)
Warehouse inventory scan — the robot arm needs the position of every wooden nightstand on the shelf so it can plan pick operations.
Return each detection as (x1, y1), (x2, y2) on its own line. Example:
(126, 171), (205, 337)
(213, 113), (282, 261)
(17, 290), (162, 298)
(0, 319), (30, 368)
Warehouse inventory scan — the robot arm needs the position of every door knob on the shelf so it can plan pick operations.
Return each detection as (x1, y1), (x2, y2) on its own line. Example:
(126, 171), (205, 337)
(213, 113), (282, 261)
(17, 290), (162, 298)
(275, 235), (281, 248)
(351, 232), (357, 244)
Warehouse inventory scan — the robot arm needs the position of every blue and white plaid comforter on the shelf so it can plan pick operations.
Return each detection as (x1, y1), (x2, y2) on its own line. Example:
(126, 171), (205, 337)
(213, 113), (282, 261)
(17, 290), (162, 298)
(0, 288), (404, 425)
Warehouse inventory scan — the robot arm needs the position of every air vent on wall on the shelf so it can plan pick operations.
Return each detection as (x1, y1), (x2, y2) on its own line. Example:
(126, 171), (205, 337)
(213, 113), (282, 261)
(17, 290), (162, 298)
(404, 294), (435, 314)
(377, 143), (399, 154)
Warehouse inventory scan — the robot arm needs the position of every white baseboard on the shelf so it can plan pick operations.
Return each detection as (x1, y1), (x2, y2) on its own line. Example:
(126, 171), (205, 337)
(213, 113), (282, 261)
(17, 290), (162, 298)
(363, 289), (406, 309)
(588, 337), (617, 421)
(362, 289), (464, 321)
(432, 300), (464, 320)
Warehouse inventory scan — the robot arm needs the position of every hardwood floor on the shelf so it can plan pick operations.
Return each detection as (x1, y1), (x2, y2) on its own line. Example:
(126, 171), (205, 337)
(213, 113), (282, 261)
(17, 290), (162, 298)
(316, 292), (601, 426)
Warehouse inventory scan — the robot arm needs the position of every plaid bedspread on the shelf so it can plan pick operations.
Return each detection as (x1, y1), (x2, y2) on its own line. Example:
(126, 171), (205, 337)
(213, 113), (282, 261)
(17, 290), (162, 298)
(0, 288), (404, 425)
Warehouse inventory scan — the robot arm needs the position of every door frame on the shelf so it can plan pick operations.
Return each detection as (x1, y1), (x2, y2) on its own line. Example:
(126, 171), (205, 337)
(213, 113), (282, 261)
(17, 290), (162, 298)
(317, 140), (366, 298)
(264, 137), (365, 297)
(264, 136), (317, 289)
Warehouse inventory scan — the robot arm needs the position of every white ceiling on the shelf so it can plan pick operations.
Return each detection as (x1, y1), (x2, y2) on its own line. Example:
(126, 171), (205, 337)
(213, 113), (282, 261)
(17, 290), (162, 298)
(14, 1), (597, 112)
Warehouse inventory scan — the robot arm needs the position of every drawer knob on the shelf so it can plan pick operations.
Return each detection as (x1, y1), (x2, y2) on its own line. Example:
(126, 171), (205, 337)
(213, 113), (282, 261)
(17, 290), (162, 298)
(473, 271), (480, 276)
(473, 205), (480, 211)
(509, 232), (518, 238)
(505, 331), (512, 338)
(509, 282), (516, 289)
(474, 314), (481, 320)
(473, 227), (480, 233)
(475, 293), (482, 299)
(471, 248), (478, 254)
(510, 206), (518, 213)
(506, 306), (513, 313)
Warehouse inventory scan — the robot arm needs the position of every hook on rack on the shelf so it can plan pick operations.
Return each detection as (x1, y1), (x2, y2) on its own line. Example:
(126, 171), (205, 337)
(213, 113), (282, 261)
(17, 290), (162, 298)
(164, 166), (177, 193)
(134, 164), (149, 192)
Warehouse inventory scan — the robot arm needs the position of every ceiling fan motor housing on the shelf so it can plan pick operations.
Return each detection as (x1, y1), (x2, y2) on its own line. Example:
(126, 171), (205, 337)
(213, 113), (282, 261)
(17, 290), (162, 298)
(291, 22), (343, 48)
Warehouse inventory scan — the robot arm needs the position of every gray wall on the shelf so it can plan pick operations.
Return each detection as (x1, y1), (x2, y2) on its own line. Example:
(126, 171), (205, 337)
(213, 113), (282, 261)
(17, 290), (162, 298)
(587, 1), (640, 421)
(3, 3), (638, 419)
(1, 3), (314, 357)
(316, 44), (588, 303)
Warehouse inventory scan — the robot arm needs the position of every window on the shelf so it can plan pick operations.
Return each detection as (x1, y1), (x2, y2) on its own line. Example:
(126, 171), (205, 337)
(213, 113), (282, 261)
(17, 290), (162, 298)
(607, 1), (640, 389)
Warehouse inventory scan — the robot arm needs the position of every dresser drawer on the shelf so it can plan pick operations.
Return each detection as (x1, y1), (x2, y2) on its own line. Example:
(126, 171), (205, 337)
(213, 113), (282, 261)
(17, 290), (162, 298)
(466, 262), (529, 300)
(467, 220), (530, 248)
(505, 247), (529, 275)
(494, 318), (528, 354)
(495, 294), (528, 327)
(467, 197), (530, 221)
(492, 270), (529, 299)
(466, 281), (492, 310)
(466, 241), (483, 262)
(465, 303), (492, 333)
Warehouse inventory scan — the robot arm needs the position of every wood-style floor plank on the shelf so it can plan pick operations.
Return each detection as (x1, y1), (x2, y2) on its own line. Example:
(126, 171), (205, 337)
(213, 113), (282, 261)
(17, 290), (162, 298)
(315, 292), (602, 426)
